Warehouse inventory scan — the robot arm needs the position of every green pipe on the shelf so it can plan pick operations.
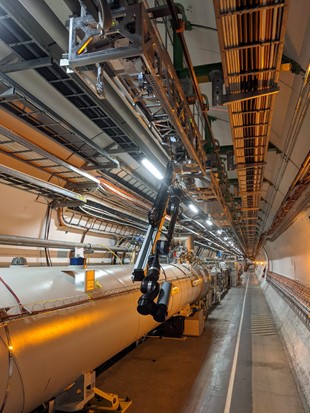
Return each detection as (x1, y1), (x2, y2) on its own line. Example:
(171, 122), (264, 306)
(176, 55), (299, 84)
(173, 30), (183, 69)
(176, 62), (223, 83)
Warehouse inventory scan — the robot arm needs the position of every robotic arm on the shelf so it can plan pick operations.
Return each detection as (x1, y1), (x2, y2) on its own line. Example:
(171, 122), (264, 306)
(132, 161), (182, 322)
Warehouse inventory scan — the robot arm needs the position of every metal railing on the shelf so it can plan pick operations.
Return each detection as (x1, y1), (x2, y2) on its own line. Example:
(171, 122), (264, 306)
(267, 271), (310, 326)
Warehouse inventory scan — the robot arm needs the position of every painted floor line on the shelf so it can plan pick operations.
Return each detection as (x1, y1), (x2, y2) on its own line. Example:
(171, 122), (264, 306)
(223, 274), (250, 413)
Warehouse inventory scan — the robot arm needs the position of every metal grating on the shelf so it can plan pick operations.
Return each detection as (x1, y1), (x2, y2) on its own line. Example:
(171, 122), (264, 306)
(103, 168), (157, 201)
(0, 163), (86, 204)
(213, 0), (289, 257)
(0, 2), (142, 160)
(0, 1), (166, 206)
(0, 126), (98, 184)
(251, 314), (276, 336)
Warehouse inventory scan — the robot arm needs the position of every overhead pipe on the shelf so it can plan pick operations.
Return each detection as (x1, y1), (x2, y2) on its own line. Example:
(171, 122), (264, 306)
(179, 213), (236, 254)
(78, 204), (147, 231)
(14, 0), (169, 170)
(89, 72), (169, 171)
(17, 0), (69, 52)
(0, 263), (210, 412)
(166, 0), (214, 142)
(62, 0), (81, 16)
(97, 0), (113, 32)
(166, 0), (246, 254)
(0, 125), (99, 184)
(0, 234), (128, 253)
(0, 69), (119, 168)
(57, 208), (145, 239)
(258, 70), (310, 242)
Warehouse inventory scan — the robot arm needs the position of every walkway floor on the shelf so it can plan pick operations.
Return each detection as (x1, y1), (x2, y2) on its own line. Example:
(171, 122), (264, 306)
(96, 272), (305, 413)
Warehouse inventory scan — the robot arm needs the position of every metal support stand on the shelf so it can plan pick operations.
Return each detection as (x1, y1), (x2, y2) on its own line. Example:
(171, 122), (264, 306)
(87, 387), (132, 412)
(54, 372), (131, 412)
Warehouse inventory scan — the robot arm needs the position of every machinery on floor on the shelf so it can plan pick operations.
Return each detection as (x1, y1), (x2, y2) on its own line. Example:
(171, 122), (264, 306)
(0, 260), (220, 412)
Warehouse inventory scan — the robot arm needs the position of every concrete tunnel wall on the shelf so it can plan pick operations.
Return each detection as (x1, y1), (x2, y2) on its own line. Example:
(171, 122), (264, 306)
(257, 210), (310, 412)
(265, 207), (310, 284)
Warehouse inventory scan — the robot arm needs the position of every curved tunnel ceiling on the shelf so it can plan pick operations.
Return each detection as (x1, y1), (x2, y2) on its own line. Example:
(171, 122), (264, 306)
(0, 0), (308, 258)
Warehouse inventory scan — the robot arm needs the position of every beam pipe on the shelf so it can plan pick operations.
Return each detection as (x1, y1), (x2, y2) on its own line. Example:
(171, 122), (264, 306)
(0, 263), (209, 412)
(0, 235), (128, 253)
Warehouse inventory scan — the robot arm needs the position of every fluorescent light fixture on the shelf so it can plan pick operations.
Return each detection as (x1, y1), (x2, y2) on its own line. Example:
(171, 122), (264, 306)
(217, 229), (222, 235)
(141, 158), (163, 179)
(224, 236), (228, 241)
(189, 203), (199, 213)
(206, 219), (213, 226)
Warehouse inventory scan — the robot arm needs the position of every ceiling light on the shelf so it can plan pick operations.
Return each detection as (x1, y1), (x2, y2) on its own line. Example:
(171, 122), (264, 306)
(77, 36), (94, 55)
(217, 229), (222, 235)
(141, 158), (163, 180)
(206, 219), (213, 226)
(224, 236), (228, 240)
(189, 203), (199, 213)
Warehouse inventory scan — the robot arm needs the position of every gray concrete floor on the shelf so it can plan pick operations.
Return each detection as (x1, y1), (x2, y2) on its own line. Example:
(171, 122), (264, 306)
(96, 272), (305, 413)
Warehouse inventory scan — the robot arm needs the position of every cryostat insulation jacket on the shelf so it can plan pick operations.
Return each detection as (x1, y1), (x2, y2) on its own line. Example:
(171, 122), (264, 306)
(0, 264), (209, 413)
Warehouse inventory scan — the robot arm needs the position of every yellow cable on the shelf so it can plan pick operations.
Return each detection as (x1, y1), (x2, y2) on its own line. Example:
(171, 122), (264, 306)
(99, 245), (123, 265)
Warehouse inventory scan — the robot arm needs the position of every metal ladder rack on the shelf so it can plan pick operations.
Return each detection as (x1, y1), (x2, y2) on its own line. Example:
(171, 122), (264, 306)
(0, 164), (86, 205)
(0, 126), (99, 185)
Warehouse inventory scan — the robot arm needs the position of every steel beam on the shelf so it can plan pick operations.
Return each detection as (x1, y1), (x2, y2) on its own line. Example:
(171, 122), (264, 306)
(0, 126), (99, 184)
(233, 123), (269, 129)
(228, 69), (276, 77)
(0, 57), (53, 73)
(0, 234), (128, 252)
(0, 71), (120, 167)
(239, 191), (262, 196)
(220, 2), (285, 17)
(224, 40), (281, 51)
(0, 164), (86, 203)
(235, 162), (266, 170)
(224, 87), (279, 104)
